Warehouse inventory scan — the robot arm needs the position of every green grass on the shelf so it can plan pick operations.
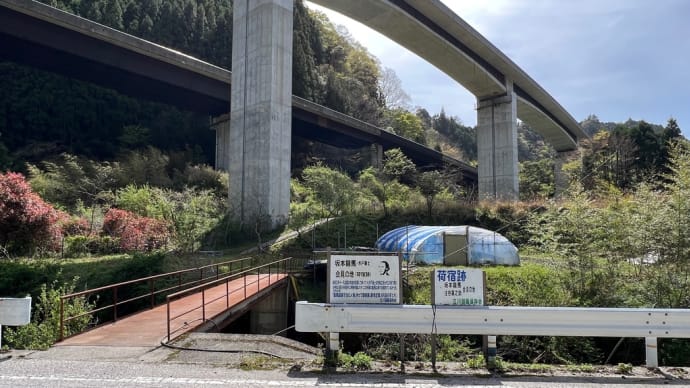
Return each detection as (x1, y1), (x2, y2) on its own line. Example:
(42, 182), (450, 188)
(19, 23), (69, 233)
(239, 355), (283, 370)
(565, 364), (597, 373)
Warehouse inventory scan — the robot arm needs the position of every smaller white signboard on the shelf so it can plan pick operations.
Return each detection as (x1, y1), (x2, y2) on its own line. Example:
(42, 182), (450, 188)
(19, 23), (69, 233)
(0, 297), (31, 325)
(329, 254), (401, 304)
(432, 268), (484, 306)
(0, 296), (32, 348)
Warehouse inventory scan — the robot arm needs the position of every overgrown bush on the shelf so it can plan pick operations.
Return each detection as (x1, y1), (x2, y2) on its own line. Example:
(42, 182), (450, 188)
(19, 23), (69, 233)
(164, 188), (225, 252)
(60, 216), (90, 237)
(173, 164), (227, 197)
(115, 185), (169, 219)
(116, 147), (172, 188)
(426, 335), (476, 362)
(63, 235), (120, 257)
(63, 235), (91, 257)
(27, 153), (121, 212)
(102, 208), (169, 252)
(0, 172), (67, 255)
(338, 351), (373, 370)
(3, 278), (94, 350)
(498, 336), (602, 365)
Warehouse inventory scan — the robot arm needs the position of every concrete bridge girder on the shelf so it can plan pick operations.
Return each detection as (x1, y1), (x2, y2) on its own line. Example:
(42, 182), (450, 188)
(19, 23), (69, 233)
(309, 0), (507, 100)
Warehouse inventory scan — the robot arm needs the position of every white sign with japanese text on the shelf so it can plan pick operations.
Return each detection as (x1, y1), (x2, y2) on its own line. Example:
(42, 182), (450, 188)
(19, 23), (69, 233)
(432, 268), (484, 306)
(329, 254), (400, 304)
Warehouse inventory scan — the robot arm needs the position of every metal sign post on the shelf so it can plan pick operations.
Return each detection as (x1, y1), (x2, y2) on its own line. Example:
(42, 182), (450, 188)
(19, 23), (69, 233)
(0, 297), (32, 348)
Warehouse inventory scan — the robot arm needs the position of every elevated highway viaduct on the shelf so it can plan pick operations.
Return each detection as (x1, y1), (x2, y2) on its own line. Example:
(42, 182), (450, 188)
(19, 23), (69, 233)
(310, 0), (589, 201)
(0, 0), (477, 191)
(1, 0), (588, 226)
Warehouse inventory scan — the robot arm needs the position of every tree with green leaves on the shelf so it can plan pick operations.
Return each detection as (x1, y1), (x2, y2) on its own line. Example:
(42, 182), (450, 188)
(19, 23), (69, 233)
(389, 109), (426, 144)
(519, 158), (555, 200)
(358, 167), (388, 216)
(301, 163), (356, 219)
(382, 148), (416, 184)
(416, 170), (444, 216)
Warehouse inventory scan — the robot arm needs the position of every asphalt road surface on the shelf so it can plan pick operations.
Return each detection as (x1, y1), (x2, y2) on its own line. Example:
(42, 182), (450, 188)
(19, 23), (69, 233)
(0, 338), (685, 388)
(1, 356), (683, 388)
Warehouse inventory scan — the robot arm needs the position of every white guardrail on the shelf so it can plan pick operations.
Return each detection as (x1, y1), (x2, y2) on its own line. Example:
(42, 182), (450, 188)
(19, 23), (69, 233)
(295, 301), (690, 367)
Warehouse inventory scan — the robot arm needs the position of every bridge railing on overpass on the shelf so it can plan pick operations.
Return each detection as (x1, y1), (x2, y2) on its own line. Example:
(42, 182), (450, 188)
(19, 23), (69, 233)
(165, 256), (306, 342)
(59, 256), (257, 341)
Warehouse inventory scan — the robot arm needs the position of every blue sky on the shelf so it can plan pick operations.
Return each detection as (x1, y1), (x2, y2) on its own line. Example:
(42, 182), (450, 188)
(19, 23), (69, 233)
(306, 0), (690, 137)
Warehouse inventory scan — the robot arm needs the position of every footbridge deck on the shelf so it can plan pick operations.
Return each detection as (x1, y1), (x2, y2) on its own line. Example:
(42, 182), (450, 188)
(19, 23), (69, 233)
(57, 257), (298, 347)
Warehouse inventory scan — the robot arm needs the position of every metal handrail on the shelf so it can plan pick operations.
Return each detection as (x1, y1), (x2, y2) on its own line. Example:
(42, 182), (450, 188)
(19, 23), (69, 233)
(59, 256), (255, 341)
(165, 257), (296, 342)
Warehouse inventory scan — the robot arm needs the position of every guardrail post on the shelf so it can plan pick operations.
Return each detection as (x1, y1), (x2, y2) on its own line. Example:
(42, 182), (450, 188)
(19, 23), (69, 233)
(399, 334), (405, 372)
(226, 279), (229, 308)
(645, 337), (658, 367)
(325, 332), (339, 368)
(484, 335), (497, 367)
(244, 275), (247, 299)
(431, 333), (436, 370)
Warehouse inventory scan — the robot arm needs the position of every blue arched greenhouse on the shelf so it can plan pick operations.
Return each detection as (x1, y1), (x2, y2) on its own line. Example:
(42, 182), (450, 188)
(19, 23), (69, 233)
(375, 225), (519, 266)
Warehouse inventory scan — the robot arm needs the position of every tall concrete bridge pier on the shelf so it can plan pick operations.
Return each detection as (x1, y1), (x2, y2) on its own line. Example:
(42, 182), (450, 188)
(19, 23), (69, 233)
(477, 87), (518, 201)
(229, 0), (293, 228)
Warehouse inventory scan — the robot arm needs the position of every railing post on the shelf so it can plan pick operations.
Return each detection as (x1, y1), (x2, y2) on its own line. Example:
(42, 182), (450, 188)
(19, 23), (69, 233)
(166, 298), (171, 343)
(216, 264), (219, 280)
(244, 274), (247, 299)
(113, 287), (118, 321)
(59, 297), (65, 341)
(202, 289), (206, 322)
(226, 279), (229, 308)
(149, 278), (155, 308)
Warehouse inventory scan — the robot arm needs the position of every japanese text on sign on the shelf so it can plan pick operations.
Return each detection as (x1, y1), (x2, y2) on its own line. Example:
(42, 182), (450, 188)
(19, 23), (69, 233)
(329, 255), (400, 304)
(432, 268), (484, 306)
